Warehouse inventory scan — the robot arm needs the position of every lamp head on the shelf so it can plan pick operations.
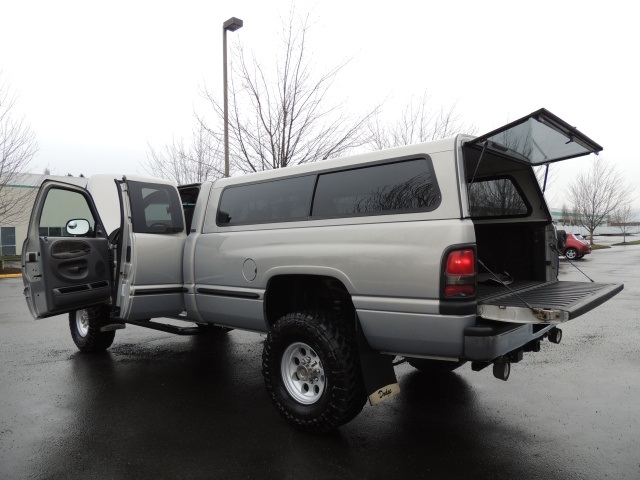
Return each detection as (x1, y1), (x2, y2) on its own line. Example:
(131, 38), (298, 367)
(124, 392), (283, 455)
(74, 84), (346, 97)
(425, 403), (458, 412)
(223, 17), (243, 32)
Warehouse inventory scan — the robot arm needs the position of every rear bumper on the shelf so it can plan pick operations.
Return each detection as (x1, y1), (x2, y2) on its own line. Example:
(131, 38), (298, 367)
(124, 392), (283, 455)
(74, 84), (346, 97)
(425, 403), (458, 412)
(356, 310), (476, 358)
(464, 322), (553, 361)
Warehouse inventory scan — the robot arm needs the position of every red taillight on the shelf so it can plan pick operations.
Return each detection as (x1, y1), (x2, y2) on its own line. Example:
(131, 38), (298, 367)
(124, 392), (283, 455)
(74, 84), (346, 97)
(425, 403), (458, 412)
(445, 249), (475, 275)
(444, 249), (476, 298)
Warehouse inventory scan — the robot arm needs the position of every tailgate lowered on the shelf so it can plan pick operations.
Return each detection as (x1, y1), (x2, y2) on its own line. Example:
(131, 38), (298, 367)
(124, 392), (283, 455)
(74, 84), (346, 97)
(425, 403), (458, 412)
(477, 281), (623, 324)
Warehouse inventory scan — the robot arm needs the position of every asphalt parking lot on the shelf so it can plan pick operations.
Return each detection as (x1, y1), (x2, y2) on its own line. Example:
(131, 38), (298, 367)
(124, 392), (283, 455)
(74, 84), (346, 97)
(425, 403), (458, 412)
(1, 242), (639, 480)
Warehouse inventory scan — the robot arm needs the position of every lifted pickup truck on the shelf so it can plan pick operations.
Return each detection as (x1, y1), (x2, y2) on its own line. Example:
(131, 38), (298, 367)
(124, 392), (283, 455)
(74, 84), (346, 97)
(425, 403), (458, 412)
(22, 109), (623, 433)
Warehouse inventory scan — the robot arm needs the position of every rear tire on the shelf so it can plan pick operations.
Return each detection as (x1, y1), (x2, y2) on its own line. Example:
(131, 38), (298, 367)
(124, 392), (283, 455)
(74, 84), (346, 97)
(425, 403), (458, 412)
(407, 358), (466, 374)
(69, 306), (116, 353)
(262, 310), (366, 434)
(564, 248), (578, 260)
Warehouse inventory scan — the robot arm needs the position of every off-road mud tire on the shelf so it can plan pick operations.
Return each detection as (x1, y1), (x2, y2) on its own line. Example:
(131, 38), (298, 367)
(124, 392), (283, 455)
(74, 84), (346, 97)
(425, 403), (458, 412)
(69, 306), (116, 353)
(262, 310), (366, 434)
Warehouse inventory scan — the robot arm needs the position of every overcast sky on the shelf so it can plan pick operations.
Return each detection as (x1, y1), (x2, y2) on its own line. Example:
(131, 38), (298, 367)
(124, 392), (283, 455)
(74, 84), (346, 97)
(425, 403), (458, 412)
(2, 0), (639, 210)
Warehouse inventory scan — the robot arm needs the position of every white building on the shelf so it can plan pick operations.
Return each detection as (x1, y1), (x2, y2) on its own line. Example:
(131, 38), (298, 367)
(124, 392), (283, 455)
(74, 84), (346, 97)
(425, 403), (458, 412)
(549, 207), (639, 235)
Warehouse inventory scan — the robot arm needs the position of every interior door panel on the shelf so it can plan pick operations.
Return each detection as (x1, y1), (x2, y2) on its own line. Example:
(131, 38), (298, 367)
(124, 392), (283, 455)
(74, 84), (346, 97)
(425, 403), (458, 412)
(22, 180), (112, 319)
(38, 236), (110, 311)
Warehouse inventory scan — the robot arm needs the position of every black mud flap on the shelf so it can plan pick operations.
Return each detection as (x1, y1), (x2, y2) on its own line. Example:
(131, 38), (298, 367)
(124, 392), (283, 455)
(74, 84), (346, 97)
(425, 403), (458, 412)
(355, 317), (400, 405)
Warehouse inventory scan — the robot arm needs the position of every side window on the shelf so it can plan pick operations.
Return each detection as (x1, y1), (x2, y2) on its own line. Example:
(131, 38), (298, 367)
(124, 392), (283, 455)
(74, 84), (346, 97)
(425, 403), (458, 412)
(312, 158), (441, 218)
(0, 227), (17, 255)
(468, 177), (530, 217)
(217, 175), (315, 226)
(178, 185), (201, 234)
(39, 188), (96, 237)
(127, 181), (184, 234)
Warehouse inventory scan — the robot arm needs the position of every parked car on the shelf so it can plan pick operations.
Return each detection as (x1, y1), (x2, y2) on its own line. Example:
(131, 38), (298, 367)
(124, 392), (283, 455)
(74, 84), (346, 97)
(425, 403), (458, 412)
(563, 232), (591, 259)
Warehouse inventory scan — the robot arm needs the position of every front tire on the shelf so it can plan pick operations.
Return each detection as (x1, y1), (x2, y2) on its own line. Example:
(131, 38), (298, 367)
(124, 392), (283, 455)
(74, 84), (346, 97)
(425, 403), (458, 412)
(262, 311), (366, 434)
(69, 306), (116, 353)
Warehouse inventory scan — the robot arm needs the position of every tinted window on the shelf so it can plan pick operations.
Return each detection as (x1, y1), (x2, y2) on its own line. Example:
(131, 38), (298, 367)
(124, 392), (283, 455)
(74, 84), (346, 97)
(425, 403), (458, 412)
(0, 227), (16, 255)
(311, 158), (440, 218)
(128, 181), (184, 234)
(218, 175), (315, 226)
(468, 109), (601, 165)
(468, 178), (529, 217)
(39, 188), (96, 237)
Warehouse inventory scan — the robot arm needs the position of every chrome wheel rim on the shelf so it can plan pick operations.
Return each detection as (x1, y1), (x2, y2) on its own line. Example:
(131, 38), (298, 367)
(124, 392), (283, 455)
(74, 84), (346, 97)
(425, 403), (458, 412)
(281, 342), (326, 405)
(76, 309), (90, 337)
(566, 249), (577, 259)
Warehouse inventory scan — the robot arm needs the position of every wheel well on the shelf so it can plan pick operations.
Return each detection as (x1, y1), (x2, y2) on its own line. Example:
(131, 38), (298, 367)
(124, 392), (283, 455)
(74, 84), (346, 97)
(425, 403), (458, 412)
(264, 275), (355, 327)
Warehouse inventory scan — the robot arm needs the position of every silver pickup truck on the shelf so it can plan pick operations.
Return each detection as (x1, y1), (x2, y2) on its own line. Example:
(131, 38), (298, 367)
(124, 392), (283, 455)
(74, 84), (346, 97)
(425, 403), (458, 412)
(22, 109), (623, 433)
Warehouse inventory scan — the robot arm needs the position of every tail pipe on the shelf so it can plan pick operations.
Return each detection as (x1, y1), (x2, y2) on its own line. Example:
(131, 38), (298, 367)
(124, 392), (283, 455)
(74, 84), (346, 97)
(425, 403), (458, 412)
(548, 327), (563, 344)
(493, 359), (510, 381)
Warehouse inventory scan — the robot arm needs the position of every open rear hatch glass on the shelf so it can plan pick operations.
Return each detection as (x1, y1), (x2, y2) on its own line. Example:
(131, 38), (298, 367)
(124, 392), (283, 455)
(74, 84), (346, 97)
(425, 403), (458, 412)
(477, 280), (623, 324)
(466, 108), (603, 165)
(466, 108), (620, 323)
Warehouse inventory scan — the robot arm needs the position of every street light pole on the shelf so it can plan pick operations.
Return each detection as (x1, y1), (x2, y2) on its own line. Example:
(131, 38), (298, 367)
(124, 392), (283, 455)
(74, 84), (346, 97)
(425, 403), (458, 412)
(223, 17), (243, 178)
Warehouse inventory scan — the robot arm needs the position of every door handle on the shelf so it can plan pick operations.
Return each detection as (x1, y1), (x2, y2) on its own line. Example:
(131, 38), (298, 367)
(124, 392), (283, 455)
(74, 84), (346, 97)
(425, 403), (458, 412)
(68, 265), (87, 274)
(53, 250), (90, 259)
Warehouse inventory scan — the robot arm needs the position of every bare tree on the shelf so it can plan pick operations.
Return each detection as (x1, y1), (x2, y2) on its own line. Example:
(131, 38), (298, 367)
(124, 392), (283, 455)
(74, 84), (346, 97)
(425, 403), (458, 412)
(571, 205), (580, 228)
(611, 204), (638, 243)
(468, 178), (528, 217)
(144, 124), (223, 184)
(561, 203), (571, 226)
(568, 156), (634, 244)
(150, 11), (474, 180)
(198, 11), (377, 175)
(366, 92), (475, 149)
(533, 164), (559, 194)
(0, 73), (39, 224)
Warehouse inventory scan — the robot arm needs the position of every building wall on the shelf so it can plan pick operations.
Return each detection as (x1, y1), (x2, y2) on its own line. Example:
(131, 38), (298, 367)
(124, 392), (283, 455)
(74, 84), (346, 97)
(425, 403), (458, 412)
(549, 207), (639, 235)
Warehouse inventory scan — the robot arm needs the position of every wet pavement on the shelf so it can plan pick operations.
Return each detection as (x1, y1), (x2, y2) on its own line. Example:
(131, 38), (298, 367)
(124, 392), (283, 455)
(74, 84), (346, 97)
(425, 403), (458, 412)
(1, 245), (639, 479)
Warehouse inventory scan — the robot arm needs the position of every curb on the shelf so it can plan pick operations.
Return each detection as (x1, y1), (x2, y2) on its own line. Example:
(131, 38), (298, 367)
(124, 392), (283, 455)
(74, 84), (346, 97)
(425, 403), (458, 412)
(0, 274), (22, 279)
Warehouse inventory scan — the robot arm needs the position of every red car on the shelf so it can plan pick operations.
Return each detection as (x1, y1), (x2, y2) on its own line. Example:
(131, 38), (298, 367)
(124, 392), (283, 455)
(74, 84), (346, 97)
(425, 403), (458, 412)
(561, 232), (591, 260)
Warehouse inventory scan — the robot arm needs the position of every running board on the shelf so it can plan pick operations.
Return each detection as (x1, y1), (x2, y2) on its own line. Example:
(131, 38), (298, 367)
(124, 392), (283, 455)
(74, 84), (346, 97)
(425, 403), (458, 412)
(124, 319), (201, 335)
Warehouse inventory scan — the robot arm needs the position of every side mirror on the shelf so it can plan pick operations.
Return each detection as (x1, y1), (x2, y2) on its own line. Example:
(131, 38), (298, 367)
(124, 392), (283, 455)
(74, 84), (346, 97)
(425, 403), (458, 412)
(66, 219), (90, 236)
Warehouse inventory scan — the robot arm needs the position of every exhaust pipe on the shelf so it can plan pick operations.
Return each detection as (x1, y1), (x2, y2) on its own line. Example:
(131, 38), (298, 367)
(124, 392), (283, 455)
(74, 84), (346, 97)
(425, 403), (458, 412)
(493, 359), (510, 381)
(548, 327), (562, 344)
